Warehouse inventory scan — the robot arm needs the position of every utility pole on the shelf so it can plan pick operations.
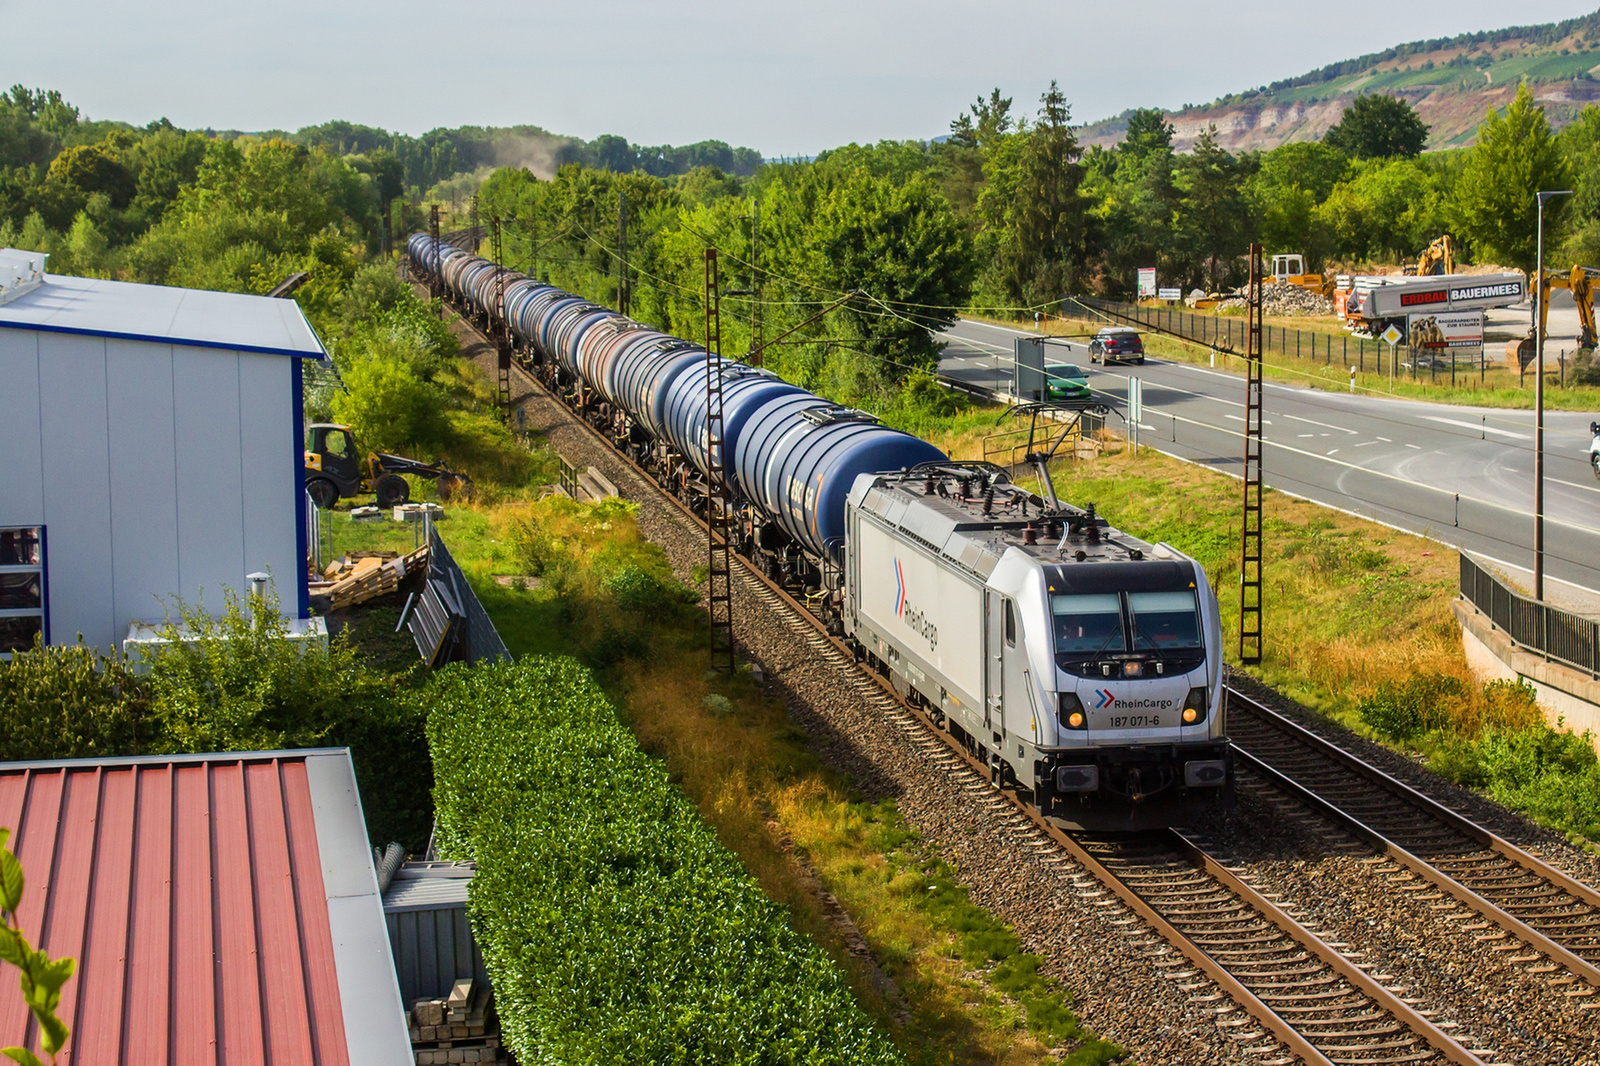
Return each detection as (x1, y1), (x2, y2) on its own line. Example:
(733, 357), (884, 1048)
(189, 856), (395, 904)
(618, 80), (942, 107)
(704, 248), (735, 674)
(618, 191), (630, 317)
(470, 194), (480, 253)
(527, 193), (539, 281)
(1534, 190), (1573, 601)
(429, 204), (442, 312)
(492, 217), (511, 412)
(749, 197), (763, 365)
(1239, 243), (1264, 665)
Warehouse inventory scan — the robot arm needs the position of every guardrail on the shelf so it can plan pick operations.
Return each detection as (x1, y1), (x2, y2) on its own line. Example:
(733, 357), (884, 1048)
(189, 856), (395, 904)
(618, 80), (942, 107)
(1460, 553), (1600, 677)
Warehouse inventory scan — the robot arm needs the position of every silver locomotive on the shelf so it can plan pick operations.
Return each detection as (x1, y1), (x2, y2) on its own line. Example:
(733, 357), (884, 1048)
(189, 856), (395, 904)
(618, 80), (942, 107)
(844, 463), (1231, 828)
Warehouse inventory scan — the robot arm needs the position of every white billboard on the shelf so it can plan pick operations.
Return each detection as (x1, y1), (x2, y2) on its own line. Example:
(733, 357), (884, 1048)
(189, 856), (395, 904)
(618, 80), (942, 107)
(1407, 310), (1484, 363)
(1137, 268), (1157, 299)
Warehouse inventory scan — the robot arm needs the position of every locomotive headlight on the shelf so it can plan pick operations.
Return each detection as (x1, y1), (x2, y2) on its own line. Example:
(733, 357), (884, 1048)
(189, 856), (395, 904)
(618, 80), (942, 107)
(1059, 692), (1088, 730)
(1181, 687), (1208, 725)
(1121, 661), (1143, 678)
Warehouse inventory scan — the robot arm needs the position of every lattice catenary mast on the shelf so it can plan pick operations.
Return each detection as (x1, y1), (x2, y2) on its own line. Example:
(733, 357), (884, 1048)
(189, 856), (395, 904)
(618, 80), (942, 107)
(704, 248), (735, 673)
(1239, 243), (1264, 665)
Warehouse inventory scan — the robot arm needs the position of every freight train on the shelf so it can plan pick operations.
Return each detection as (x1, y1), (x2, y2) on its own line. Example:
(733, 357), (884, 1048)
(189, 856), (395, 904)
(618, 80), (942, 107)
(408, 232), (1232, 826)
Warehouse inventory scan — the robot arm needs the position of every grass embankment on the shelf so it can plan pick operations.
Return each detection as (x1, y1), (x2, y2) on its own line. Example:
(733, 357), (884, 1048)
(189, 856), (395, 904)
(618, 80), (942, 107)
(930, 432), (1600, 846)
(974, 311), (1600, 411)
(327, 486), (1120, 1065)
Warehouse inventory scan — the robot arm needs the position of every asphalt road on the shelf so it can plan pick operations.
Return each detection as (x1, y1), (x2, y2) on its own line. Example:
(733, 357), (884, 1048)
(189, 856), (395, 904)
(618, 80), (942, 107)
(940, 317), (1600, 596)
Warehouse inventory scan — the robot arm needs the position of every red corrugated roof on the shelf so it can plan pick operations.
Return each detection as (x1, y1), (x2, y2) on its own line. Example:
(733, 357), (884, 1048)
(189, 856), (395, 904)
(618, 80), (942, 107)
(0, 754), (353, 1065)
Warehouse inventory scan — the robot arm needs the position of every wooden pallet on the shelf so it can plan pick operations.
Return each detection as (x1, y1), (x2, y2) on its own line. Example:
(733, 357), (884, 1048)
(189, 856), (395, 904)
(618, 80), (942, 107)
(324, 545), (429, 611)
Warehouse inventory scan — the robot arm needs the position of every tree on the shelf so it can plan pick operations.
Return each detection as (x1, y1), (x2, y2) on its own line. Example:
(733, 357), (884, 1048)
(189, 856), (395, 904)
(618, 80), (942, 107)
(1176, 126), (1253, 290)
(1453, 84), (1570, 271)
(1121, 108), (1174, 160)
(977, 81), (1092, 305)
(1323, 94), (1429, 159)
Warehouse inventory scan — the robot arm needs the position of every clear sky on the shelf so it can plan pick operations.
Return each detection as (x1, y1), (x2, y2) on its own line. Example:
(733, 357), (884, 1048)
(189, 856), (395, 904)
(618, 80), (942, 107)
(2, 0), (1596, 155)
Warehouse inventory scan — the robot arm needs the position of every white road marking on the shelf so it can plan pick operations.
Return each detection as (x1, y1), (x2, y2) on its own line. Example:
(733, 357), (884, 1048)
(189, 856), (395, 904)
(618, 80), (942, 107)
(1298, 433), (1315, 438)
(1284, 413), (1357, 435)
(1376, 436), (1392, 442)
(1224, 414), (1273, 425)
(1406, 443), (1422, 450)
(1355, 441), (1378, 447)
(1423, 415), (1530, 440)
(1327, 448), (1339, 455)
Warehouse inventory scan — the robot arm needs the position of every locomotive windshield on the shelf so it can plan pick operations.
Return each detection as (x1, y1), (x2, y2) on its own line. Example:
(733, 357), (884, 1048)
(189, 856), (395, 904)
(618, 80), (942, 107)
(1051, 593), (1124, 655)
(1052, 587), (1203, 660)
(1128, 591), (1203, 651)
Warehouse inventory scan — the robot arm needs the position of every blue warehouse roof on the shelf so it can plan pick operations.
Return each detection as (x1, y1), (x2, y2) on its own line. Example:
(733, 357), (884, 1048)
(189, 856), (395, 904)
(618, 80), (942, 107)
(0, 265), (327, 359)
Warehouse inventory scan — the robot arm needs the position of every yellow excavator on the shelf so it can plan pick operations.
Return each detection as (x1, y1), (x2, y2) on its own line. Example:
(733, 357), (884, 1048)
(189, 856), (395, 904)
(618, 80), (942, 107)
(1405, 235), (1455, 277)
(1515, 265), (1599, 368)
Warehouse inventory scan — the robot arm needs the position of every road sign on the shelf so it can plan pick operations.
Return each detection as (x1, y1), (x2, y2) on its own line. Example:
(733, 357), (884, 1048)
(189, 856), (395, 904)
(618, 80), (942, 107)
(1380, 324), (1403, 347)
(1157, 287), (1181, 301)
(1137, 268), (1156, 299)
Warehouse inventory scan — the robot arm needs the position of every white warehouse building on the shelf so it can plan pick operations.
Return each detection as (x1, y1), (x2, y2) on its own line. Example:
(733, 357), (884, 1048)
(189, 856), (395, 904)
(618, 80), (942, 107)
(0, 250), (326, 655)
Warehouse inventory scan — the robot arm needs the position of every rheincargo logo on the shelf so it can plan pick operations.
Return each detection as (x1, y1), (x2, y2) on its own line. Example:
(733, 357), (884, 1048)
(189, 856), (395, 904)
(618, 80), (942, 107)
(893, 557), (937, 650)
(1450, 282), (1521, 302)
(1096, 690), (1176, 711)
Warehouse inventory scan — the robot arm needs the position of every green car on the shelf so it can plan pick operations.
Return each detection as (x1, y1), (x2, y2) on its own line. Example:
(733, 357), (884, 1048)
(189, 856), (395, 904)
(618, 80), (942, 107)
(1045, 363), (1091, 401)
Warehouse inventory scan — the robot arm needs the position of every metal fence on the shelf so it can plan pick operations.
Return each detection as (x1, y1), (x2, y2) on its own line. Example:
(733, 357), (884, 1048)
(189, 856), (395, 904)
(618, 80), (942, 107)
(1068, 296), (1419, 378)
(1460, 554), (1600, 677)
(406, 524), (511, 666)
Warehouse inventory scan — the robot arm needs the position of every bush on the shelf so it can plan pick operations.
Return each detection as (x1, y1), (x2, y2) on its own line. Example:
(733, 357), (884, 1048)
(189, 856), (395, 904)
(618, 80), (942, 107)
(1358, 673), (1467, 742)
(602, 564), (682, 613)
(0, 590), (431, 851)
(0, 637), (146, 760)
(425, 656), (903, 1065)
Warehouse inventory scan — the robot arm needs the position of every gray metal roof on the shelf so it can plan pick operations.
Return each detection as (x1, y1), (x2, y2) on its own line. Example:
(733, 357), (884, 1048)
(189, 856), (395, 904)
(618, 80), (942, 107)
(0, 268), (328, 358)
(383, 861), (475, 912)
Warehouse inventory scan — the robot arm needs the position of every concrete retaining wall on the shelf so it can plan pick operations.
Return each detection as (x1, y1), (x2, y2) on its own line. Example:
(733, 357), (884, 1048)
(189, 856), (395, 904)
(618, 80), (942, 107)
(1454, 598), (1600, 750)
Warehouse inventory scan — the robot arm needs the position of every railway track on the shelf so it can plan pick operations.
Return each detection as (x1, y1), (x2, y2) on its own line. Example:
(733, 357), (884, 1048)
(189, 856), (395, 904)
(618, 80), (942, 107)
(427, 286), (1511, 1065)
(1228, 690), (1600, 1005)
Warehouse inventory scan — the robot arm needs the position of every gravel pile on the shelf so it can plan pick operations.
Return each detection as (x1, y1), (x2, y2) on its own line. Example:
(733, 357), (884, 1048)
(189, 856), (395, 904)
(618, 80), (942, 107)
(1213, 282), (1334, 317)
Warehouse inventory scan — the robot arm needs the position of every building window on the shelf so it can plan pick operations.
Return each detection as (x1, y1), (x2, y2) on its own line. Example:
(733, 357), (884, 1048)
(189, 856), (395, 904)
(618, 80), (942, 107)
(0, 527), (45, 657)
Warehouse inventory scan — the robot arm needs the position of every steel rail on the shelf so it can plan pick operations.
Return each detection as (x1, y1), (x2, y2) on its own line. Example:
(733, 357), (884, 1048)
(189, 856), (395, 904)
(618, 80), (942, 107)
(428, 287), (1490, 1065)
(1228, 688), (1600, 911)
(1228, 688), (1600, 997)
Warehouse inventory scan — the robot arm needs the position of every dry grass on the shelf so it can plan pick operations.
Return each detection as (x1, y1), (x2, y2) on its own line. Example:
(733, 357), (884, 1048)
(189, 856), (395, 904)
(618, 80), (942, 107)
(617, 648), (1108, 1065)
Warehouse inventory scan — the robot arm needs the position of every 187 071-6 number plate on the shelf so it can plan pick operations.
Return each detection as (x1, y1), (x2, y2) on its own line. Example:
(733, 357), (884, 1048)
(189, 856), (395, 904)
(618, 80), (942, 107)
(1091, 713), (1163, 730)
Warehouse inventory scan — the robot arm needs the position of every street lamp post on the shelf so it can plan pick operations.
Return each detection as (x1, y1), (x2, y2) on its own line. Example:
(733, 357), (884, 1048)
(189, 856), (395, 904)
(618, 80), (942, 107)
(1535, 189), (1573, 601)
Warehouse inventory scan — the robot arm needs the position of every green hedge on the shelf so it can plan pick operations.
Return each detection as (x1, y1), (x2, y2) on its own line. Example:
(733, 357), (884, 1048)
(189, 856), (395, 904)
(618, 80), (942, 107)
(425, 657), (904, 1065)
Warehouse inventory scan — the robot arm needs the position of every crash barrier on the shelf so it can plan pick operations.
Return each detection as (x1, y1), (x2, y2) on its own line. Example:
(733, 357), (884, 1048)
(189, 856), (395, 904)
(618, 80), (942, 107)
(405, 525), (511, 667)
(1066, 297), (1493, 384)
(1460, 553), (1600, 678)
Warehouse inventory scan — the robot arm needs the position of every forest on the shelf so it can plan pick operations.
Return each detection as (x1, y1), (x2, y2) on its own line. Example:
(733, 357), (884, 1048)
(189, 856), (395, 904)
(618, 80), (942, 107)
(4, 79), (1600, 427)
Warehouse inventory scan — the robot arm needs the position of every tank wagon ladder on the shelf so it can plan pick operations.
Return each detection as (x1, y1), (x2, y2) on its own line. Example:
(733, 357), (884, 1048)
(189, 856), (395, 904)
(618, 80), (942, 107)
(704, 248), (736, 674)
(1240, 243), (1264, 665)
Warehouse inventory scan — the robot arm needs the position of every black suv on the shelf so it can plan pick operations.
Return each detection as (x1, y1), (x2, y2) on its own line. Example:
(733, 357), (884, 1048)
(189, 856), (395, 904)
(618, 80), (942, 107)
(1089, 327), (1145, 365)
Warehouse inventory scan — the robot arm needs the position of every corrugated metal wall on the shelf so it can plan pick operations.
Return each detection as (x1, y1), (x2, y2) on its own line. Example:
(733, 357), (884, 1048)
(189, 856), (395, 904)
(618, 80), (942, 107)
(0, 332), (299, 650)
(385, 904), (489, 1003)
